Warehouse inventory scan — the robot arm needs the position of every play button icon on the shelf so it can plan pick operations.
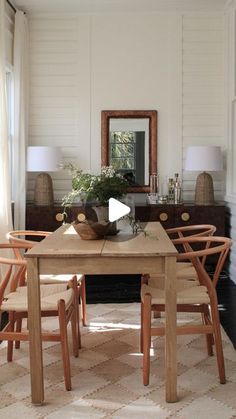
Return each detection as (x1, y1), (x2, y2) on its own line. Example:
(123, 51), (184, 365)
(108, 198), (130, 222)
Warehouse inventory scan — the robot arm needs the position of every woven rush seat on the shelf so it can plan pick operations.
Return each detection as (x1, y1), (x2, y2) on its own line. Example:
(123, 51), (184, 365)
(147, 263), (199, 289)
(141, 283), (209, 305)
(2, 284), (73, 312)
(175, 262), (198, 279)
(39, 273), (84, 284)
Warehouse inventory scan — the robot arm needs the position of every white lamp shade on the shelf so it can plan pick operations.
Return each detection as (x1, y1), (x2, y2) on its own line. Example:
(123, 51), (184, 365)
(27, 146), (62, 172)
(185, 146), (223, 172)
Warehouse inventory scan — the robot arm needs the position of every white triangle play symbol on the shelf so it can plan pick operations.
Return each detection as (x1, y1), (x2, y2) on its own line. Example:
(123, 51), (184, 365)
(108, 198), (130, 222)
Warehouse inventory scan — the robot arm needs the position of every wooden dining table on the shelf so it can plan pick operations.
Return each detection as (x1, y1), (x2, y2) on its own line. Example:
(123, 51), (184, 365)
(25, 221), (177, 405)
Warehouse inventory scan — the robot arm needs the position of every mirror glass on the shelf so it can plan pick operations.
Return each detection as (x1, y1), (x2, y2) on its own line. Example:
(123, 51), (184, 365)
(101, 110), (157, 193)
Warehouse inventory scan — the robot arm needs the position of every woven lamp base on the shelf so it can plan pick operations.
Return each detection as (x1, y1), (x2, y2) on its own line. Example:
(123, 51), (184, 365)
(195, 171), (214, 205)
(34, 172), (54, 206)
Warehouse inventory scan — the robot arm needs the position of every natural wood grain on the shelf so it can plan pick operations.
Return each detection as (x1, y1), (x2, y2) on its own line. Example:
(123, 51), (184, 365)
(164, 256), (177, 402)
(27, 257), (44, 405)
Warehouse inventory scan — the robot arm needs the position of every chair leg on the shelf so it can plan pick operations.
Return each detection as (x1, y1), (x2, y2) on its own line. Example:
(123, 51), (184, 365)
(80, 277), (87, 327)
(71, 304), (79, 358)
(202, 306), (214, 356)
(76, 291), (82, 350)
(58, 299), (72, 391)
(15, 317), (23, 349)
(211, 297), (226, 384)
(70, 276), (81, 349)
(143, 293), (152, 386)
(140, 301), (143, 353)
(7, 312), (15, 362)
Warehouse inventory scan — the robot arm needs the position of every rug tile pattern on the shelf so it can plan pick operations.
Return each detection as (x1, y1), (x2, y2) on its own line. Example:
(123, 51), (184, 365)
(0, 303), (236, 418)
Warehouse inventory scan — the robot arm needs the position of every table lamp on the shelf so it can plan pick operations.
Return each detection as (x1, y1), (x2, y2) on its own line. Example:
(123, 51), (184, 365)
(185, 145), (223, 205)
(27, 146), (62, 206)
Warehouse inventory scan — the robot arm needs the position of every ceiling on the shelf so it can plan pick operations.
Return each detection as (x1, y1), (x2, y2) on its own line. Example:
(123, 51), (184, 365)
(12, 0), (229, 14)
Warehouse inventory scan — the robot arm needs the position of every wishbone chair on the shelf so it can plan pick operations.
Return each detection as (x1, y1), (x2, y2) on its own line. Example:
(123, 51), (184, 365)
(0, 243), (79, 391)
(7, 230), (87, 349)
(140, 236), (232, 386)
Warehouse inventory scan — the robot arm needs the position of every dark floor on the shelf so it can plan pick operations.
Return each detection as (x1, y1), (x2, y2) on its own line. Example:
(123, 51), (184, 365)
(85, 274), (141, 304)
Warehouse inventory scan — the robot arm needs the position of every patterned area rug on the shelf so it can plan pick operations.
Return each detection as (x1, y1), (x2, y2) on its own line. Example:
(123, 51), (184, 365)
(1, 303), (236, 418)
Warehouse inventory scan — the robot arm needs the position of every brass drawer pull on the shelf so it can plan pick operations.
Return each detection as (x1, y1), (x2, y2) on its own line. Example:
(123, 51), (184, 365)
(159, 212), (168, 222)
(55, 213), (64, 222)
(77, 213), (86, 222)
(181, 212), (190, 222)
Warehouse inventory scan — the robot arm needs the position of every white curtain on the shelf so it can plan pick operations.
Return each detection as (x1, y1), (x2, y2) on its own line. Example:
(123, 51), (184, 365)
(0, 0), (13, 242)
(13, 10), (29, 230)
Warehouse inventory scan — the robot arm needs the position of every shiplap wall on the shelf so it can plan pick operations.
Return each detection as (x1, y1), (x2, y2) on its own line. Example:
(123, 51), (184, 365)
(27, 12), (225, 203)
(28, 15), (90, 200)
(181, 15), (225, 202)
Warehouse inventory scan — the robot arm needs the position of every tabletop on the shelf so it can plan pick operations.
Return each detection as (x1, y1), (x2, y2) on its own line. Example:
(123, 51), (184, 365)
(25, 221), (177, 259)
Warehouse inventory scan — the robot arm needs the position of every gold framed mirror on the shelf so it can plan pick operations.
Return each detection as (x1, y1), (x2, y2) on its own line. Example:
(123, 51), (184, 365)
(101, 110), (157, 193)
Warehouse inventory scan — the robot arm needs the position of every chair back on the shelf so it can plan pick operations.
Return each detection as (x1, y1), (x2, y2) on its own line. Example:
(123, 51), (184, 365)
(166, 224), (216, 265)
(166, 224), (216, 239)
(0, 244), (29, 304)
(7, 230), (51, 260)
(176, 236), (232, 293)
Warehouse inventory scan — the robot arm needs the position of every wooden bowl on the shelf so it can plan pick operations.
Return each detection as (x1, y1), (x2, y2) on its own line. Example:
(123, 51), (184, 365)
(73, 221), (110, 240)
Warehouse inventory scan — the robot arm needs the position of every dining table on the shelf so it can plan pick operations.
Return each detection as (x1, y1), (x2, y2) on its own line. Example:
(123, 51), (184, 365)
(25, 221), (177, 405)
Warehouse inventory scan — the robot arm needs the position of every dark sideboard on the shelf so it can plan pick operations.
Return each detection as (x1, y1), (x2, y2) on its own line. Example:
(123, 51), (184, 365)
(26, 202), (225, 236)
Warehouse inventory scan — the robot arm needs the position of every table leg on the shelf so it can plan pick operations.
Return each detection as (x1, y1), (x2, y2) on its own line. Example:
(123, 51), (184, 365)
(27, 258), (44, 404)
(165, 255), (177, 402)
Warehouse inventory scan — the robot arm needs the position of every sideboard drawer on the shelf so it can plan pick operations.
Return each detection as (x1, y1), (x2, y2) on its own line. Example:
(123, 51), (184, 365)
(135, 205), (175, 228)
(26, 205), (63, 232)
(174, 205), (225, 235)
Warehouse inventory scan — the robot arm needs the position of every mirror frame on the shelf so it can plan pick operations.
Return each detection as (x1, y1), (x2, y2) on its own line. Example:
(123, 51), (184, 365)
(101, 110), (157, 193)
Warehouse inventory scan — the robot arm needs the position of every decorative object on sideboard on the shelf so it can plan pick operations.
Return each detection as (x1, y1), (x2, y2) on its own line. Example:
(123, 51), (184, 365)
(185, 145), (223, 205)
(168, 177), (175, 202)
(27, 146), (62, 206)
(151, 173), (181, 205)
(147, 173), (159, 204)
(174, 173), (182, 204)
(166, 173), (182, 204)
(158, 195), (168, 204)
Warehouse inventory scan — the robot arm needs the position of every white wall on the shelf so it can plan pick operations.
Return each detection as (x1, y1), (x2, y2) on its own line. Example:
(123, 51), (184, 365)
(27, 11), (225, 203)
(181, 14), (225, 202)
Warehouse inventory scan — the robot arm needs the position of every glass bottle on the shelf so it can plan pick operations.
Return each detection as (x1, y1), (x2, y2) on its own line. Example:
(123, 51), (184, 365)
(150, 173), (158, 194)
(168, 178), (174, 202)
(174, 173), (181, 204)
